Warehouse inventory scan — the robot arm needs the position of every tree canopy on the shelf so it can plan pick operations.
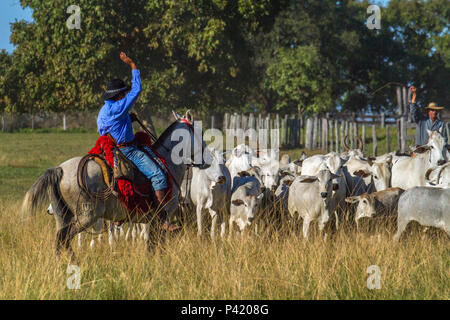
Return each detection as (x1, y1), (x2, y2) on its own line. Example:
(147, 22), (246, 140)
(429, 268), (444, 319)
(0, 0), (448, 117)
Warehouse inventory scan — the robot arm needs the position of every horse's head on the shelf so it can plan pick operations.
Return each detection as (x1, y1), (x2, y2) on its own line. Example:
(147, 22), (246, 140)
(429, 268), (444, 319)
(154, 110), (211, 169)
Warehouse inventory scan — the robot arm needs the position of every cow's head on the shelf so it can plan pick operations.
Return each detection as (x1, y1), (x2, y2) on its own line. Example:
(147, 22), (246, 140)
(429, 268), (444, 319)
(231, 193), (264, 225)
(352, 159), (391, 191)
(345, 193), (377, 229)
(204, 148), (227, 188)
(298, 169), (340, 199)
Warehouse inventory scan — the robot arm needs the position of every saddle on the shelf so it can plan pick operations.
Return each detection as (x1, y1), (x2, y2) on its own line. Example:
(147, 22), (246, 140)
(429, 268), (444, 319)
(81, 132), (172, 214)
(112, 146), (153, 186)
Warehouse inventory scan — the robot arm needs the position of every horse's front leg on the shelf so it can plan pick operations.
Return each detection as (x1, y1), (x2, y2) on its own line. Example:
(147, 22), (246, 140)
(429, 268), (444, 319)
(146, 214), (166, 252)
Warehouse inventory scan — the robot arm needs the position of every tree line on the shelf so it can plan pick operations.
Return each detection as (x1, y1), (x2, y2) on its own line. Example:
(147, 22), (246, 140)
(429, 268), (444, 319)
(0, 0), (448, 118)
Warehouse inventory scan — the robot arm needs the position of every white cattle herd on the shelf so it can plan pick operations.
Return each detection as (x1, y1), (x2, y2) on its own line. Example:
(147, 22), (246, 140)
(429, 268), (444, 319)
(65, 129), (449, 247)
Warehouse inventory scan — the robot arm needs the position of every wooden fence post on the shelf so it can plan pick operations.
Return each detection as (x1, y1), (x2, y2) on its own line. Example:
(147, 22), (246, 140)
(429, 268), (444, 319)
(340, 121), (345, 153)
(300, 116), (304, 147)
(312, 116), (318, 149)
(400, 116), (407, 153)
(329, 119), (334, 152)
(386, 124), (391, 153)
(396, 86), (403, 151)
(362, 124), (366, 152)
(305, 117), (313, 150)
(372, 124), (377, 156)
(283, 114), (288, 146)
(322, 117), (328, 152)
(223, 113), (229, 131)
(335, 120), (339, 153)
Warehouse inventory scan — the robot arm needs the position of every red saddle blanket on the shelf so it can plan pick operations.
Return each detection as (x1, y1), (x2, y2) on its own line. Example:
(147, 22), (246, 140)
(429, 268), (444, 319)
(88, 131), (172, 214)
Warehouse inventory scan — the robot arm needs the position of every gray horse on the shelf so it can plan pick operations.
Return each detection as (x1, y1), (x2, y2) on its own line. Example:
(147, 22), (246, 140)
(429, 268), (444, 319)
(20, 111), (211, 260)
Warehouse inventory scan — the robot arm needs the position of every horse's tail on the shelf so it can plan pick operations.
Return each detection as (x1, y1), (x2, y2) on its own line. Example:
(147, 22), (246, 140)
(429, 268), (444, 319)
(20, 167), (65, 219)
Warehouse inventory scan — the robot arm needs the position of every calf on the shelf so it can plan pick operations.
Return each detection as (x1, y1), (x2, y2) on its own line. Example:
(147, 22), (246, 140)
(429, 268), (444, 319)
(394, 187), (450, 241)
(229, 175), (264, 235)
(287, 169), (340, 239)
(345, 188), (404, 231)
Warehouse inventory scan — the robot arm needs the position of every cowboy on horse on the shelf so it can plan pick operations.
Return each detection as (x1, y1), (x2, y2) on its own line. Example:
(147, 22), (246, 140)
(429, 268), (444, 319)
(97, 52), (177, 230)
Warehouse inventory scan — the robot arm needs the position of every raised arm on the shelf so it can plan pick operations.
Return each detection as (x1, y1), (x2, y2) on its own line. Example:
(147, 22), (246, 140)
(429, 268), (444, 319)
(120, 52), (141, 112)
(409, 86), (426, 123)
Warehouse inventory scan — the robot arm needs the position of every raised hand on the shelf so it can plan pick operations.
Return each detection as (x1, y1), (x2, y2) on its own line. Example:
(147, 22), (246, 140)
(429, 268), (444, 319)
(409, 86), (417, 103)
(120, 52), (137, 70)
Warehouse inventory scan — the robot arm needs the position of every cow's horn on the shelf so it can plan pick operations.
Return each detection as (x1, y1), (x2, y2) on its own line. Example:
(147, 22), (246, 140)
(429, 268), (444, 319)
(356, 136), (363, 150)
(342, 135), (350, 151)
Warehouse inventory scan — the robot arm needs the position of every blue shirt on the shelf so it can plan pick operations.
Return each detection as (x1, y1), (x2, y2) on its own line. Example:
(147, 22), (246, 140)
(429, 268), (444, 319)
(97, 69), (142, 144)
(410, 102), (448, 146)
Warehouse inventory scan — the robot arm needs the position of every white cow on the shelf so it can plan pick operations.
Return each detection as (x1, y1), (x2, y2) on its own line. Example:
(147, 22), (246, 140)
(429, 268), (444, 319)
(280, 159), (303, 176)
(394, 187), (450, 241)
(345, 156), (392, 192)
(229, 175), (264, 235)
(425, 162), (450, 188)
(340, 135), (364, 160)
(288, 169), (340, 239)
(392, 131), (446, 189)
(345, 187), (404, 231)
(301, 152), (346, 214)
(280, 154), (291, 166)
(226, 144), (253, 182)
(273, 174), (295, 214)
(251, 149), (281, 191)
(190, 148), (231, 239)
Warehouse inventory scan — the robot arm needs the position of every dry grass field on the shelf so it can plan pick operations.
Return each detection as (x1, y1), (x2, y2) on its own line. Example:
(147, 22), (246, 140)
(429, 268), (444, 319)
(0, 131), (448, 299)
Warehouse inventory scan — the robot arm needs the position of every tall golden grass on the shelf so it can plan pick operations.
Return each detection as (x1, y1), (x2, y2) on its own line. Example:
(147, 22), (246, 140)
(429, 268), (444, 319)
(0, 132), (448, 299)
(0, 198), (448, 300)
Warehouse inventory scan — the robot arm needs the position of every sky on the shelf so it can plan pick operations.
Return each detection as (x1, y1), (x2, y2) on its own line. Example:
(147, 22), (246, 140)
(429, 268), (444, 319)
(0, 0), (391, 54)
(0, 0), (33, 53)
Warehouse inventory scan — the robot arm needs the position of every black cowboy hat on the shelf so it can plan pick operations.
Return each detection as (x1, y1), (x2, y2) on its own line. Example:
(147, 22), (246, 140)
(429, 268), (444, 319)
(102, 78), (131, 100)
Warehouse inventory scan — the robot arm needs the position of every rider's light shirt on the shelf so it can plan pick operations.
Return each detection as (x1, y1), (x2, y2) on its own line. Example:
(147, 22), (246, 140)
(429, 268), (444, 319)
(97, 69), (142, 144)
(410, 102), (447, 146)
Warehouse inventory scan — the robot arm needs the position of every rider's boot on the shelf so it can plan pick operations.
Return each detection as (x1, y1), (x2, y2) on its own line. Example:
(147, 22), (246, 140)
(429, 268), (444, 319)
(154, 188), (182, 232)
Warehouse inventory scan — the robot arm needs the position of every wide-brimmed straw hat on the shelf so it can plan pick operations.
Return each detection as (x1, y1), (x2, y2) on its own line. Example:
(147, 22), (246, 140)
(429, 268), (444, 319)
(102, 78), (131, 100)
(425, 102), (444, 111)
